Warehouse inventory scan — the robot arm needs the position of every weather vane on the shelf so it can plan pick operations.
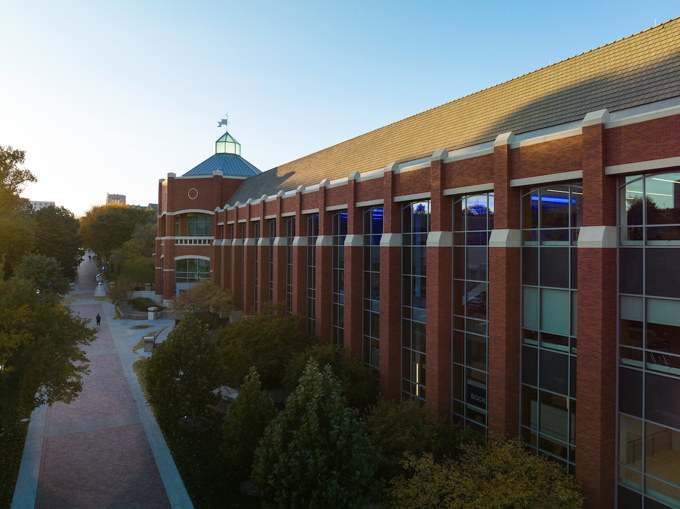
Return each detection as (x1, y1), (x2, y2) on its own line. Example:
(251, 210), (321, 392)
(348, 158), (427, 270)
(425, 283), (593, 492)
(218, 112), (229, 131)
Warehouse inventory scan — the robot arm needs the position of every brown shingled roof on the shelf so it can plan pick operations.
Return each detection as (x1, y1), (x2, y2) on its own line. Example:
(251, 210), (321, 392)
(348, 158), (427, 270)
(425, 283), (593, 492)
(228, 17), (680, 205)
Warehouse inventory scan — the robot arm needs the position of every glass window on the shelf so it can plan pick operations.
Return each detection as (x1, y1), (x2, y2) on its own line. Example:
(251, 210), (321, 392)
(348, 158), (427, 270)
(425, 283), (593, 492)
(332, 212), (347, 346)
(618, 171), (680, 509)
(403, 200), (430, 403)
(174, 258), (210, 284)
(521, 183), (580, 471)
(269, 220), (276, 302)
(453, 193), (493, 431)
(187, 214), (212, 236)
(285, 218), (295, 315)
(363, 207), (382, 369)
(253, 221), (260, 311)
(307, 215), (319, 335)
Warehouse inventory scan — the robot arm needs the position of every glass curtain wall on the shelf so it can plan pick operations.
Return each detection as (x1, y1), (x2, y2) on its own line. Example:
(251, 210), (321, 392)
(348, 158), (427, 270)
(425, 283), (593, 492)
(307, 215), (319, 334)
(269, 220), (276, 302)
(617, 171), (680, 509)
(402, 200), (431, 403)
(520, 184), (582, 473)
(332, 212), (347, 346)
(286, 218), (295, 315)
(363, 207), (383, 369)
(241, 224), (246, 311)
(175, 259), (210, 283)
(187, 214), (212, 236)
(253, 221), (260, 311)
(452, 193), (494, 433)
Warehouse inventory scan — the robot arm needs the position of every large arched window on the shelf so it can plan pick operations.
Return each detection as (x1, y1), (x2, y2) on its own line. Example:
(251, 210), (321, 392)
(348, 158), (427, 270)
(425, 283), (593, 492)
(187, 214), (212, 236)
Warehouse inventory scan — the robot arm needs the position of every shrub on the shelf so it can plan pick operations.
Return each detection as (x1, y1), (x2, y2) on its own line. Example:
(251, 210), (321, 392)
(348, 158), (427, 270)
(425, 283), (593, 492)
(366, 399), (479, 481)
(252, 360), (382, 508)
(221, 367), (277, 479)
(283, 345), (378, 411)
(129, 297), (158, 311)
(383, 439), (584, 509)
(145, 312), (225, 421)
(219, 302), (315, 389)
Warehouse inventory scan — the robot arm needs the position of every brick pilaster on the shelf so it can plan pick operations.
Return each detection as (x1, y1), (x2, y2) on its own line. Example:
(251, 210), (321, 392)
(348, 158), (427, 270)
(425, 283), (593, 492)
(488, 132), (522, 438)
(315, 180), (333, 345)
(379, 163), (402, 403)
(344, 172), (363, 360)
(231, 204), (243, 310)
(272, 193), (287, 305)
(576, 110), (617, 509)
(426, 150), (453, 416)
(292, 190), (308, 317)
(243, 204), (256, 315)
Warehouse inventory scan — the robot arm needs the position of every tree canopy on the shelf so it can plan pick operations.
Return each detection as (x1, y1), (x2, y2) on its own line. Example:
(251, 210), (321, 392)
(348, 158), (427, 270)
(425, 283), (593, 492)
(80, 204), (155, 258)
(145, 312), (225, 420)
(33, 205), (83, 281)
(252, 360), (382, 508)
(0, 146), (36, 274)
(171, 282), (234, 329)
(14, 254), (70, 295)
(0, 276), (95, 415)
(219, 303), (316, 389)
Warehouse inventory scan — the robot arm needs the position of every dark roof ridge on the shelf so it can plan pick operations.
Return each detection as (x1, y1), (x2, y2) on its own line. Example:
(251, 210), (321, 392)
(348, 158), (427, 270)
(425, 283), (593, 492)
(275, 16), (680, 170)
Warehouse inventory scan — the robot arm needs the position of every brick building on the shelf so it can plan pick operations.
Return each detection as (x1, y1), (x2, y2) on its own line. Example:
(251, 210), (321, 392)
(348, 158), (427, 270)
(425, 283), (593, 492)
(156, 20), (680, 509)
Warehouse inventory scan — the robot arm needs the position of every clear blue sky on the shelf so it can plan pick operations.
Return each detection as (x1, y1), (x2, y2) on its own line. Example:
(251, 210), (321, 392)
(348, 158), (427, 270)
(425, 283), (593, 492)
(1, 1), (677, 216)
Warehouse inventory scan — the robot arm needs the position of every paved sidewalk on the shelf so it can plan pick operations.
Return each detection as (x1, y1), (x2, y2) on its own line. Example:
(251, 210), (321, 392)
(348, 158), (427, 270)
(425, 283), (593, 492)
(11, 254), (189, 509)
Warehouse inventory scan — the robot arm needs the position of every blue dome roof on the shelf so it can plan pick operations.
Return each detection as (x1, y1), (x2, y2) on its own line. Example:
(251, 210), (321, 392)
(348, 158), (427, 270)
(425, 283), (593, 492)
(183, 153), (261, 177)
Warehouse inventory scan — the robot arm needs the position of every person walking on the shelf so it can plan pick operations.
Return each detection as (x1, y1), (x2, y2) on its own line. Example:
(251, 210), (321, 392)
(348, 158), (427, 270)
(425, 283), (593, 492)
(96, 314), (101, 327)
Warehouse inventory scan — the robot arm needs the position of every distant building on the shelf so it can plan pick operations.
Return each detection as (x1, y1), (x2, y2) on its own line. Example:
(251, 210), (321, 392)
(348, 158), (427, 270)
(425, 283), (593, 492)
(129, 203), (158, 211)
(30, 201), (55, 211)
(106, 193), (126, 205)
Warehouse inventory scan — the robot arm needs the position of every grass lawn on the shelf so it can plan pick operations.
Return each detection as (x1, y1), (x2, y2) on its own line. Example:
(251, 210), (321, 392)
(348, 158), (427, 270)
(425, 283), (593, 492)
(133, 358), (260, 509)
(0, 408), (30, 509)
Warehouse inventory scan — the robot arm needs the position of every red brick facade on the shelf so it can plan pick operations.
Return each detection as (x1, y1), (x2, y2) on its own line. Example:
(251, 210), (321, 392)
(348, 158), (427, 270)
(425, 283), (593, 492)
(156, 107), (680, 509)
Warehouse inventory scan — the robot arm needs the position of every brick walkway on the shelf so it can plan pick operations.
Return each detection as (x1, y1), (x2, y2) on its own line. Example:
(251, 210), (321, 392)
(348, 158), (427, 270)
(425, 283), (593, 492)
(11, 254), (191, 509)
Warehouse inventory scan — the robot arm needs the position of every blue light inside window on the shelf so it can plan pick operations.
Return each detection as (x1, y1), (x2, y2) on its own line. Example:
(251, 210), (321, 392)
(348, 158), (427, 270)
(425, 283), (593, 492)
(531, 196), (575, 204)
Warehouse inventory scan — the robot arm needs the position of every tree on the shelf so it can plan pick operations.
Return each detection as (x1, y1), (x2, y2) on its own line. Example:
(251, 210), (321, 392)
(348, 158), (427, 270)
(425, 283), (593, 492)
(221, 367), (277, 479)
(84, 204), (155, 258)
(107, 276), (136, 306)
(219, 303), (316, 389)
(33, 205), (83, 281)
(171, 282), (234, 329)
(0, 146), (36, 275)
(283, 345), (378, 411)
(14, 254), (70, 294)
(366, 399), (479, 481)
(252, 360), (382, 508)
(383, 440), (584, 509)
(121, 221), (156, 267)
(145, 312), (225, 422)
(0, 276), (95, 417)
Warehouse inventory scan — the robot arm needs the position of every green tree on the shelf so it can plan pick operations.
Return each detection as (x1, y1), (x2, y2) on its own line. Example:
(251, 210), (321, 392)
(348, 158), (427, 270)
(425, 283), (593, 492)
(283, 345), (378, 411)
(0, 276), (95, 416)
(172, 282), (234, 329)
(366, 399), (478, 481)
(121, 221), (156, 267)
(252, 360), (382, 508)
(33, 205), (83, 281)
(219, 302), (315, 389)
(88, 205), (155, 258)
(221, 367), (277, 479)
(383, 440), (584, 509)
(145, 312), (225, 422)
(14, 253), (70, 294)
(0, 146), (36, 275)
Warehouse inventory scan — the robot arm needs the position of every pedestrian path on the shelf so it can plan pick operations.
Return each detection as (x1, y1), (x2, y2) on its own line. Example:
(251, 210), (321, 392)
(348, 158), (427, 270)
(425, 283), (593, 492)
(11, 253), (190, 509)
